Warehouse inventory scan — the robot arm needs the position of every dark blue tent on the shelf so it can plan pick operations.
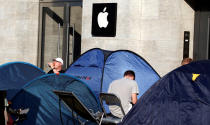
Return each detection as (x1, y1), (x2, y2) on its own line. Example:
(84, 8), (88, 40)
(11, 74), (101, 125)
(0, 62), (45, 100)
(65, 48), (160, 99)
(120, 60), (210, 125)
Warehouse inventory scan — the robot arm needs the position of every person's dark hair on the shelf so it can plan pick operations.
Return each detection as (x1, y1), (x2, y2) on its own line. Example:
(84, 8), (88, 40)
(124, 70), (135, 80)
(181, 58), (193, 65)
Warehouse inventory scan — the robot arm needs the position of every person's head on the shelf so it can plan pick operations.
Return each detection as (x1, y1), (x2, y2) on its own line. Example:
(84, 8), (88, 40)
(124, 70), (135, 80)
(181, 58), (193, 66)
(52, 58), (63, 69)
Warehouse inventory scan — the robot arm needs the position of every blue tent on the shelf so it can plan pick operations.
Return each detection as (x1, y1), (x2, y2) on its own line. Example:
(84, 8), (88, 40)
(120, 60), (210, 125)
(0, 62), (45, 100)
(65, 48), (160, 99)
(11, 74), (101, 125)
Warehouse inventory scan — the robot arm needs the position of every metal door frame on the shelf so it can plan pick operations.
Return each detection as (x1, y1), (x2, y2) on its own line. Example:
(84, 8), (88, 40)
(193, 11), (210, 60)
(38, 1), (82, 69)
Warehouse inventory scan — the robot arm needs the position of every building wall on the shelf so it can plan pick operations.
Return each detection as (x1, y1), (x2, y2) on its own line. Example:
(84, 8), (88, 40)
(82, 0), (194, 76)
(0, 0), (39, 65)
(0, 0), (194, 76)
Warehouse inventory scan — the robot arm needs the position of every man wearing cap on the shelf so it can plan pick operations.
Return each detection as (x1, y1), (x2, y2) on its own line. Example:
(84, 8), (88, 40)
(47, 58), (65, 74)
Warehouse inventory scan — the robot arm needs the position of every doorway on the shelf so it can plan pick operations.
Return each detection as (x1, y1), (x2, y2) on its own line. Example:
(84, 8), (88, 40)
(194, 11), (210, 60)
(38, 0), (82, 72)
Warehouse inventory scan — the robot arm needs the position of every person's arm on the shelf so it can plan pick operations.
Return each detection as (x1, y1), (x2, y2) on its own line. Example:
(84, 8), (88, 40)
(131, 93), (138, 104)
(4, 109), (8, 124)
(48, 62), (55, 69)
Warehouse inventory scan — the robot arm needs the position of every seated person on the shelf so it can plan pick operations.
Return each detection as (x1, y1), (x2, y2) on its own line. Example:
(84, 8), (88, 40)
(48, 58), (65, 74)
(108, 70), (139, 118)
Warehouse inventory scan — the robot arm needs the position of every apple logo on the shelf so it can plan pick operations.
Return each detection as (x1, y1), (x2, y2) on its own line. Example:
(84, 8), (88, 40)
(97, 7), (109, 28)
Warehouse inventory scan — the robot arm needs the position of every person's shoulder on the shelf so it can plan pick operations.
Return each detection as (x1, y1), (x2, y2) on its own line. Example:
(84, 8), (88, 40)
(128, 79), (138, 85)
(110, 78), (122, 85)
(110, 79), (119, 84)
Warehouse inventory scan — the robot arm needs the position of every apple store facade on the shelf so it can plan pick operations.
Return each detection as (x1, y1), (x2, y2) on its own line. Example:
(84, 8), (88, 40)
(0, 0), (209, 76)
